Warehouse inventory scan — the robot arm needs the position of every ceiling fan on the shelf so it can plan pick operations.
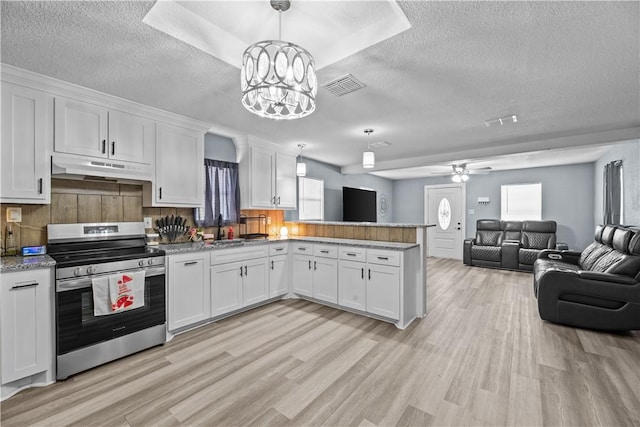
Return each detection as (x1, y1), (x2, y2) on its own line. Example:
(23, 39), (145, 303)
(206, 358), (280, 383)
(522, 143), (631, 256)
(425, 163), (492, 181)
(450, 163), (491, 182)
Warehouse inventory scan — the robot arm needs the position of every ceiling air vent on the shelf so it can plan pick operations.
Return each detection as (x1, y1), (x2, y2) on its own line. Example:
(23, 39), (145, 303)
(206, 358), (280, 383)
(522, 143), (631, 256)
(321, 74), (366, 96)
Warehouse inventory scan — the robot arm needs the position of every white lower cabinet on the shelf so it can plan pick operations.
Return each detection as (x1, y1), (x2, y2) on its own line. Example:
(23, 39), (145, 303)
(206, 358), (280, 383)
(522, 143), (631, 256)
(167, 253), (210, 331)
(269, 255), (289, 297)
(291, 244), (338, 302)
(210, 246), (270, 317)
(167, 241), (416, 336)
(366, 263), (400, 320)
(312, 257), (338, 304)
(291, 253), (313, 297)
(338, 260), (367, 311)
(210, 261), (243, 317)
(1, 268), (53, 385)
(242, 258), (269, 306)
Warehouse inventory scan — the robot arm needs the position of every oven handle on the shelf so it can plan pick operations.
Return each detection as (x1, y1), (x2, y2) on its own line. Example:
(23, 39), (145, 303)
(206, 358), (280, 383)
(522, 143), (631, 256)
(56, 266), (165, 292)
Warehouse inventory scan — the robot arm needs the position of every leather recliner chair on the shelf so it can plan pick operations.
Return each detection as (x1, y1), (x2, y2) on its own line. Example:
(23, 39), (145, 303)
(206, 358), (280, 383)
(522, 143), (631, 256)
(534, 225), (640, 330)
(463, 219), (503, 268)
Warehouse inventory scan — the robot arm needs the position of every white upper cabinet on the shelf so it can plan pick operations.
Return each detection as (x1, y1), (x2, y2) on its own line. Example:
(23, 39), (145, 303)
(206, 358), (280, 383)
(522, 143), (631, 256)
(107, 110), (155, 164)
(54, 96), (155, 164)
(1, 82), (52, 204)
(143, 123), (204, 207)
(274, 152), (297, 209)
(238, 136), (297, 210)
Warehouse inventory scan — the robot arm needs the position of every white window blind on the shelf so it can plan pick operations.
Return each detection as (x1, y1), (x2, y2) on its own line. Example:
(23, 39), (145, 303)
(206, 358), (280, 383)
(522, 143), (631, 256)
(298, 177), (324, 221)
(501, 183), (542, 221)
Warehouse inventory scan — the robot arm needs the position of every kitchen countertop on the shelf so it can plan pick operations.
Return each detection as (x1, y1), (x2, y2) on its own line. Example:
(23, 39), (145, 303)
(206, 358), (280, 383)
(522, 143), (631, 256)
(159, 236), (418, 255)
(1, 255), (56, 273)
(290, 221), (435, 228)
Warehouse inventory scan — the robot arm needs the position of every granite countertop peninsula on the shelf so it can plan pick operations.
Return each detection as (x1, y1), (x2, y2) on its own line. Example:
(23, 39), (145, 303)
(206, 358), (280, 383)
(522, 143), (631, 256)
(292, 221), (435, 228)
(159, 236), (418, 255)
(1, 255), (56, 273)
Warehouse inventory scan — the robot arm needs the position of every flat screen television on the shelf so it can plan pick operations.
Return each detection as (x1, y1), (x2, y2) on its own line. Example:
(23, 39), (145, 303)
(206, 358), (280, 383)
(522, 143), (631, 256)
(343, 187), (377, 222)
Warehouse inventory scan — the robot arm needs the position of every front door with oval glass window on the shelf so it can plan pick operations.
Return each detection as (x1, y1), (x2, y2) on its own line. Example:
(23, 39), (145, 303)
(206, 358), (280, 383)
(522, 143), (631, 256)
(425, 185), (463, 259)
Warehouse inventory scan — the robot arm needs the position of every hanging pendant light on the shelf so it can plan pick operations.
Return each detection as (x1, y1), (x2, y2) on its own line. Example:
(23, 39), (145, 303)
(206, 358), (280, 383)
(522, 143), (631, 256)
(241, 0), (317, 120)
(296, 143), (307, 176)
(362, 129), (375, 169)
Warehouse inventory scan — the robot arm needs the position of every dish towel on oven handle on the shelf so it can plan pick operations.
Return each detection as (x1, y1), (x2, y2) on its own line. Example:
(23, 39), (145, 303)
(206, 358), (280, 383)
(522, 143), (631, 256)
(92, 276), (112, 316)
(108, 270), (146, 313)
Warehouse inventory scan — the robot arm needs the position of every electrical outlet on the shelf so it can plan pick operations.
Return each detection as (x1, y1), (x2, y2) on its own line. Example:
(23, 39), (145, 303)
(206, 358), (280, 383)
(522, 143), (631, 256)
(144, 217), (152, 228)
(267, 216), (272, 225)
(6, 207), (22, 223)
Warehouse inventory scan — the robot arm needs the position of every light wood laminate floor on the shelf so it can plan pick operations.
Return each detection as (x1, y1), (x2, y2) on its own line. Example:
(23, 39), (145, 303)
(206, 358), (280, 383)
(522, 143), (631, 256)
(2, 258), (639, 426)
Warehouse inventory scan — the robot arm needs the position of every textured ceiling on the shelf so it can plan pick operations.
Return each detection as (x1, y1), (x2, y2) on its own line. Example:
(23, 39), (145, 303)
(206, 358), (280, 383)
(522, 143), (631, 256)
(2, 1), (639, 177)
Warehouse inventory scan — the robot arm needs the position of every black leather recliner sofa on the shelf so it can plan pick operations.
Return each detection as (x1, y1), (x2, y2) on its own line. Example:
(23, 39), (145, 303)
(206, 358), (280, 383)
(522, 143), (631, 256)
(533, 225), (640, 330)
(463, 219), (564, 271)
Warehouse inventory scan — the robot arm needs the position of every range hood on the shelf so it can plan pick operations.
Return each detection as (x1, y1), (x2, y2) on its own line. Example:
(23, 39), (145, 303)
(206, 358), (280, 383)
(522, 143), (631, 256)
(51, 152), (153, 184)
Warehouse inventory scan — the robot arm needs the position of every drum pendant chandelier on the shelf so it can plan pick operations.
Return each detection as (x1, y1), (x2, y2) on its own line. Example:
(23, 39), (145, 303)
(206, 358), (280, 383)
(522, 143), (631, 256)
(241, 0), (317, 120)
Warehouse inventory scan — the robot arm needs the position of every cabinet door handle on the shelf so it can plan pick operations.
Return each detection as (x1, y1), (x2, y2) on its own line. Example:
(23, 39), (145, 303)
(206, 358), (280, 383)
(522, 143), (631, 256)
(361, 268), (364, 279)
(272, 196), (276, 205)
(111, 141), (115, 155)
(346, 253), (356, 257)
(244, 265), (248, 276)
(320, 250), (329, 254)
(184, 261), (198, 266)
(368, 269), (371, 280)
(102, 139), (106, 154)
(277, 196), (281, 205)
(11, 281), (39, 290)
(314, 261), (317, 271)
(38, 178), (43, 194)
(240, 266), (243, 277)
(275, 247), (284, 252)
(308, 260), (311, 270)
(377, 256), (389, 261)
(271, 260), (274, 270)
(159, 187), (162, 199)
(298, 247), (306, 251)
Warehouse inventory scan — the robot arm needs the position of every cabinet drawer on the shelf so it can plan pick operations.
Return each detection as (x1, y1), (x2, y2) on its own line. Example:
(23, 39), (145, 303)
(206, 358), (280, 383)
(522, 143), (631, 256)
(314, 244), (338, 259)
(339, 246), (366, 262)
(269, 243), (289, 256)
(210, 245), (269, 265)
(292, 243), (313, 255)
(367, 249), (400, 266)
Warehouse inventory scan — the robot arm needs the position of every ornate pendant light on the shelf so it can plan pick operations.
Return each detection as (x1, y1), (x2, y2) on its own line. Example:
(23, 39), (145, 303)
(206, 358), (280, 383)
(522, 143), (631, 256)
(362, 129), (375, 169)
(241, 0), (317, 120)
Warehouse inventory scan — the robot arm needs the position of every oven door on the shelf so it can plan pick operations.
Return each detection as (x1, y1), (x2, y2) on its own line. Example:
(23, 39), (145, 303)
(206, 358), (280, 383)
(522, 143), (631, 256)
(56, 266), (165, 356)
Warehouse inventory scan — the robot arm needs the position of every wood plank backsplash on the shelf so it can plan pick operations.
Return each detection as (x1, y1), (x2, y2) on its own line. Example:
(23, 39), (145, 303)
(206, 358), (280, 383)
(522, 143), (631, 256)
(0, 179), (288, 251)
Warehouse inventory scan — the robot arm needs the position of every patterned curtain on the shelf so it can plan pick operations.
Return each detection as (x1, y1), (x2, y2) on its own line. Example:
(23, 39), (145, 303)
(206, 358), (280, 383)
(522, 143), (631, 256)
(194, 160), (240, 227)
(603, 160), (623, 224)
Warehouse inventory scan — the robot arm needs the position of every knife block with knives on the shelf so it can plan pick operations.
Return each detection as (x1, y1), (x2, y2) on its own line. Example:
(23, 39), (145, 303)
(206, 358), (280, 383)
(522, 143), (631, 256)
(154, 215), (190, 243)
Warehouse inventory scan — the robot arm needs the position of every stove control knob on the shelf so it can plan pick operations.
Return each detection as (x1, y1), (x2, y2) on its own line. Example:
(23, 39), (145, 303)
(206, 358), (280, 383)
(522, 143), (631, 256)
(139, 260), (145, 267)
(147, 259), (153, 266)
(74, 267), (82, 276)
(87, 266), (96, 275)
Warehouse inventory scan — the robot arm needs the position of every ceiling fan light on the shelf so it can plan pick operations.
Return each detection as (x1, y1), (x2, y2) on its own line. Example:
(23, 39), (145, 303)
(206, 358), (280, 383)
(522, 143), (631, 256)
(451, 174), (461, 183)
(461, 174), (469, 182)
(363, 151), (375, 168)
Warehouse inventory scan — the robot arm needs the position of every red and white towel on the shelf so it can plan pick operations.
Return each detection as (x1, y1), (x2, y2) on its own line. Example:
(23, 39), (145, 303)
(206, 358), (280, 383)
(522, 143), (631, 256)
(92, 271), (146, 316)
